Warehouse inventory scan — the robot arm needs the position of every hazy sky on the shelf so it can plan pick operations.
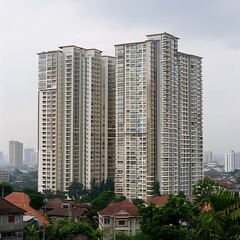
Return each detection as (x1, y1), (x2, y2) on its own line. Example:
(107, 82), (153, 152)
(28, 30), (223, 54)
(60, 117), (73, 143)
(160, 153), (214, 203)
(1, 0), (240, 155)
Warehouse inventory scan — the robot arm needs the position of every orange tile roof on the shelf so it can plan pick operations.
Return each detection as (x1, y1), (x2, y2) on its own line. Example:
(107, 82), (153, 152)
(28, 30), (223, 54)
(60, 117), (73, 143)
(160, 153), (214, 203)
(145, 194), (170, 207)
(98, 199), (139, 217)
(4, 192), (48, 225)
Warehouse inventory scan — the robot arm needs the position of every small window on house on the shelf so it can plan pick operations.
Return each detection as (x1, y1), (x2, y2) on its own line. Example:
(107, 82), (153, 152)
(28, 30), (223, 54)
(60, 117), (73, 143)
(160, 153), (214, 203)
(8, 215), (14, 223)
(104, 218), (110, 224)
(119, 220), (125, 225)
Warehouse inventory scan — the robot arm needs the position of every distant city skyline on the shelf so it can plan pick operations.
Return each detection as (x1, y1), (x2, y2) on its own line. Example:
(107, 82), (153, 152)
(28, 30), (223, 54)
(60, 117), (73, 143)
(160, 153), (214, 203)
(1, 1), (240, 154)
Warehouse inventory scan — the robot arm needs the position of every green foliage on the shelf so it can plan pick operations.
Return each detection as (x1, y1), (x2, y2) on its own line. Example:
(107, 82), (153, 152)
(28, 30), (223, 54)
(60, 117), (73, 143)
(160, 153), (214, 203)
(55, 190), (67, 200)
(189, 184), (240, 240)
(193, 177), (219, 208)
(29, 193), (45, 210)
(68, 181), (85, 200)
(43, 189), (66, 200)
(44, 218), (100, 240)
(0, 183), (13, 197)
(89, 178), (114, 200)
(22, 188), (38, 195)
(116, 231), (131, 240)
(130, 233), (151, 240)
(114, 195), (126, 202)
(139, 196), (195, 240)
(24, 224), (40, 240)
(132, 198), (144, 206)
(177, 191), (186, 199)
(10, 170), (38, 190)
(91, 190), (115, 213)
(152, 181), (160, 196)
(104, 177), (114, 191)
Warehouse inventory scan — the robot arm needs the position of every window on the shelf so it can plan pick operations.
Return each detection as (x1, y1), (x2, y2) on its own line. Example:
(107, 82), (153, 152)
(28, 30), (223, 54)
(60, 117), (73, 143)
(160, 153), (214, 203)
(104, 218), (110, 224)
(8, 215), (14, 223)
(119, 220), (125, 225)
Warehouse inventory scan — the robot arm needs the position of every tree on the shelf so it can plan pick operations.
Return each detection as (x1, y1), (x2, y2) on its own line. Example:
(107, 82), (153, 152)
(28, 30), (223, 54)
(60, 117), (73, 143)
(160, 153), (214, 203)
(55, 190), (67, 200)
(0, 183), (13, 197)
(132, 198), (144, 206)
(190, 186), (240, 240)
(44, 218), (100, 240)
(152, 181), (160, 196)
(116, 231), (131, 240)
(104, 177), (114, 191)
(130, 233), (151, 240)
(68, 181), (85, 200)
(24, 224), (40, 240)
(22, 188), (38, 195)
(91, 190), (115, 213)
(29, 193), (45, 210)
(192, 177), (219, 208)
(139, 196), (195, 240)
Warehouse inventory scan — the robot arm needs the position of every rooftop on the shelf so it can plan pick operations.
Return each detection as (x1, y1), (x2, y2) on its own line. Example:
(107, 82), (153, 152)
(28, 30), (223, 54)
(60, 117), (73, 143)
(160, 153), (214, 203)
(98, 199), (139, 217)
(145, 194), (170, 207)
(4, 192), (48, 225)
(0, 197), (25, 214)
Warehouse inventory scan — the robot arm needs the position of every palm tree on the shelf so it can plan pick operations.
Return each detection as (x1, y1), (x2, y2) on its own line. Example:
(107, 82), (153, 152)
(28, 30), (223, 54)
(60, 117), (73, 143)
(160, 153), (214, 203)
(190, 185), (240, 240)
(24, 223), (40, 240)
(44, 218), (69, 240)
(44, 218), (101, 240)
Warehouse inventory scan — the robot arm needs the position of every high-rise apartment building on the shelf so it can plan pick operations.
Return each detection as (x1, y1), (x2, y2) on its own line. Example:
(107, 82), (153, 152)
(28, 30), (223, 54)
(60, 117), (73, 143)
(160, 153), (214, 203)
(115, 33), (203, 200)
(24, 148), (38, 168)
(203, 151), (213, 162)
(101, 56), (116, 180)
(9, 141), (23, 168)
(225, 151), (240, 172)
(38, 46), (115, 193)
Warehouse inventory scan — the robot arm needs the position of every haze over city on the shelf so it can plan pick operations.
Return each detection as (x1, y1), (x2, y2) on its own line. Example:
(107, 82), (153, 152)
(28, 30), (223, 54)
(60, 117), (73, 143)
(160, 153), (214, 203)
(1, 0), (240, 155)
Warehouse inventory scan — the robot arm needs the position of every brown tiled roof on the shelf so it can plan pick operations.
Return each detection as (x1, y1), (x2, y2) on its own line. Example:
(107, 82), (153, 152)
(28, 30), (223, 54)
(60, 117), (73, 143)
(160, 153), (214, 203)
(145, 194), (170, 207)
(98, 199), (139, 217)
(4, 192), (48, 225)
(48, 207), (86, 218)
(0, 198), (25, 214)
(74, 234), (88, 240)
(43, 198), (63, 209)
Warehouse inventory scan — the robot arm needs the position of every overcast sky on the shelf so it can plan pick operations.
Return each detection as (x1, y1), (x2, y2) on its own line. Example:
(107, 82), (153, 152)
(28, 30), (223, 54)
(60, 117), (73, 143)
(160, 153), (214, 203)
(1, 0), (240, 156)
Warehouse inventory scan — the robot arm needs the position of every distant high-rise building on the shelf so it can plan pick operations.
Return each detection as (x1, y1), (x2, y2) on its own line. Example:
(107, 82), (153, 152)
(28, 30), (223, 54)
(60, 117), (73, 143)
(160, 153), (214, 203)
(225, 151), (240, 172)
(0, 152), (4, 166)
(38, 46), (115, 193)
(115, 33), (203, 200)
(203, 151), (213, 162)
(24, 148), (36, 167)
(0, 170), (9, 183)
(9, 141), (23, 168)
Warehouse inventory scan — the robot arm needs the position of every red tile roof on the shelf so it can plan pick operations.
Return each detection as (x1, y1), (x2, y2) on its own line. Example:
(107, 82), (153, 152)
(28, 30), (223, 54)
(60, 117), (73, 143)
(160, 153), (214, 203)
(98, 199), (139, 217)
(145, 194), (169, 207)
(4, 192), (48, 225)
(0, 198), (25, 214)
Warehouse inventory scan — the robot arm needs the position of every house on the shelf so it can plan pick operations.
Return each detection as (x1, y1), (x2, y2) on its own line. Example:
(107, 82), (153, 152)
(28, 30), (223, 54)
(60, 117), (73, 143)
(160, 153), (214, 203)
(42, 198), (63, 214)
(0, 198), (30, 240)
(4, 192), (48, 226)
(144, 194), (170, 207)
(204, 168), (220, 180)
(98, 199), (141, 240)
(47, 205), (87, 221)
